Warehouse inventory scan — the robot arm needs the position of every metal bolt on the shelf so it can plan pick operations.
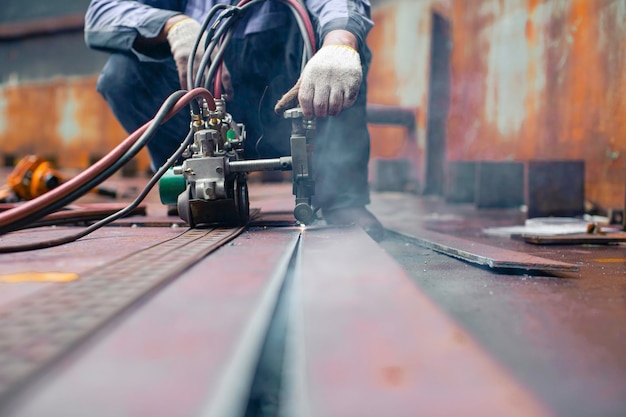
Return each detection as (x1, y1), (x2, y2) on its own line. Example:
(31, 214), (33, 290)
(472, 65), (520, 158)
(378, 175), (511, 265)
(283, 108), (303, 119)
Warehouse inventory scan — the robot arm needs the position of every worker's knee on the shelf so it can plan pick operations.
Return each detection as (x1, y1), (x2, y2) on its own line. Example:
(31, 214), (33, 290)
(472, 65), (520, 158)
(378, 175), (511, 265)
(96, 54), (145, 100)
(96, 54), (138, 103)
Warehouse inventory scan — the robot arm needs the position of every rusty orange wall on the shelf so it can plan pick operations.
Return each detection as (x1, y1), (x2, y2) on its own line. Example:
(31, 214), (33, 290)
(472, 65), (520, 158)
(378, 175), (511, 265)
(368, 0), (452, 187)
(0, 77), (150, 172)
(369, 0), (625, 208)
(448, 0), (625, 208)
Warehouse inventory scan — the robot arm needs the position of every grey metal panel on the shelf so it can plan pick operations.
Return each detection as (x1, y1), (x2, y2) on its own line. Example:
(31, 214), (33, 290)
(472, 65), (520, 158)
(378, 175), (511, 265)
(0, 32), (108, 84)
(0, 0), (91, 24)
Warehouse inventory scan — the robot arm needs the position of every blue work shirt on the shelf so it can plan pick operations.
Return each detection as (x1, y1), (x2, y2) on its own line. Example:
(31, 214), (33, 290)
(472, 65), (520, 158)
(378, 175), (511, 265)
(85, 0), (373, 61)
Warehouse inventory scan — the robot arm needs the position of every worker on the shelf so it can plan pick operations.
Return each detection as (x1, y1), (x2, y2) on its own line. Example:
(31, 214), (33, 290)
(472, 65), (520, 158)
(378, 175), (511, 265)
(84, 0), (384, 241)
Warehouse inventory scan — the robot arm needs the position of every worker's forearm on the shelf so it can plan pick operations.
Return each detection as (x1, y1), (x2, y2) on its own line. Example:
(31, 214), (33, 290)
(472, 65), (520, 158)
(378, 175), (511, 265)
(322, 29), (358, 51)
(85, 0), (181, 54)
(134, 14), (190, 48)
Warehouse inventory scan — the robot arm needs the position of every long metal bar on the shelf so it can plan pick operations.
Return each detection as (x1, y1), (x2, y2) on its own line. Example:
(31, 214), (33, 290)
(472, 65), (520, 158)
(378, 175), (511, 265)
(366, 104), (417, 131)
(520, 232), (626, 245)
(0, 15), (84, 40)
(388, 228), (579, 272)
(283, 225), (556, 417)
(0, 225), (248, 412)
(229, 157), (292, 173)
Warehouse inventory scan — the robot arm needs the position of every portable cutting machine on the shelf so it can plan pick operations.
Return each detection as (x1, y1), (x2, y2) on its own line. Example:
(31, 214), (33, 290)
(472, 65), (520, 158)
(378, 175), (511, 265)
(158, 100), (316, 226)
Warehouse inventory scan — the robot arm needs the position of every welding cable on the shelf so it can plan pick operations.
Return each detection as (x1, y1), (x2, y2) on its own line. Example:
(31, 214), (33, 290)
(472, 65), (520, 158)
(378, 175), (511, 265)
(203, 4), (310, 94)
(186, 3), (235, 92)
(0, 88), (215, 234)
(56, 88), (217, 203)
(214, 64), (225, 98)
(0, 127), (149, 234)
(189, 0), (304, 92)
(0, 88), (216, 235)
(195, 4), (251, 90)
(38, 92), (192, 223)
(0, 129), (195, 253)
(235, 0), (316, 53)
(207, 0), (316, 78)
(196, 2), (256, 92)
(195, 0), (316, 94)
(204, 31), (235, 92)
(0, 90), (185, 234)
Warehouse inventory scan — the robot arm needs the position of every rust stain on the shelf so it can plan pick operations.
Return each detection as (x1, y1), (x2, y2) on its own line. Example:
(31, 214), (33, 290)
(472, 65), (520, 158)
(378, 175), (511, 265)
(452, 329), (468, 345)
(593, 258), (626, 264)
(0, 272), (79, 283)
(379, 365), (406, 388)
(0, 77), (150, 172)
(368, 4), (437, 187)
(367, 6), (399, 105)
(368, 0), (626, 208)
(369, 126), (408, 159)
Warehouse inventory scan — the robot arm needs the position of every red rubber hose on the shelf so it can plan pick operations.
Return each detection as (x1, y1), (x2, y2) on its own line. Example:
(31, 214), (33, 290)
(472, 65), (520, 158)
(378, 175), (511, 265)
(0, 88), (215, 230)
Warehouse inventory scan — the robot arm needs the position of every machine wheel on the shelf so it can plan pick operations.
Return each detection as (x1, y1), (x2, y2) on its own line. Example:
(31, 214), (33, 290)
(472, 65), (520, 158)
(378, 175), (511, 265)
(294, 202), (315, 225)
(235, 176), (250, 224)
(177, 185), (195, 227)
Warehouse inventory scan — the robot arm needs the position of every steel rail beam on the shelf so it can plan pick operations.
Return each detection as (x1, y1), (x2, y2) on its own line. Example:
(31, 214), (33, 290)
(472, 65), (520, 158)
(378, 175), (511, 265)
(282, 225), (556, 417)
(0, 225), (258, 415)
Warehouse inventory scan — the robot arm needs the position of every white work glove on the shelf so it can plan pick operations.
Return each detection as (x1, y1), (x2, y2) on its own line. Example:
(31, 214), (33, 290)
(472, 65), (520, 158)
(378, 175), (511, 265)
(167, 17), (233, 96)
(166, 18), (203, 90)
(275, 44), (362, 118)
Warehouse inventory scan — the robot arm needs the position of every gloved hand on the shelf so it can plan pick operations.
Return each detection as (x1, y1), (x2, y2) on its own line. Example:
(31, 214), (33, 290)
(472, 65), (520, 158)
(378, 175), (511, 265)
(166, 17), (203, 90)
(275, 44), (362, 118)
(166, 16), (234, 97)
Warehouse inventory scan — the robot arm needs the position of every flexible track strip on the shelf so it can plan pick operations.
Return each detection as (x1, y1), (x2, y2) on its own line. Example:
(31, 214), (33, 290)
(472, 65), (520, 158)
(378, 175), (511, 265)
(0, 225), (247, 407)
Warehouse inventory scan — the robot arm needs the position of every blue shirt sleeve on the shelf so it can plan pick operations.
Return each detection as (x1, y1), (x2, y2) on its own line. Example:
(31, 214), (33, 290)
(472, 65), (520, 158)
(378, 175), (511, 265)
(304, 0), (374, 52)
(85, 0), (374, 61)
(84, 0), (183, 61)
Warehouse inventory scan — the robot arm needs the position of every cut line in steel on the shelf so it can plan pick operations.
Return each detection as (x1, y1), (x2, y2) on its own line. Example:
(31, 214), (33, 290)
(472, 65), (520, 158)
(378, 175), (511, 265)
(0, 224), (248, 410)
(388, 228), (579, 273)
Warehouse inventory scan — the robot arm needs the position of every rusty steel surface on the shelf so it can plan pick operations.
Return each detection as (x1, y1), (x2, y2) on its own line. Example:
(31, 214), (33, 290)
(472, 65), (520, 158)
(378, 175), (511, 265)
(370, 191), (626, 417)
(380, 235), (626, 417)
(0, 226), (249, 414)
(367, 0), (626, 209)
(2, 226), (300, 417)
(0, 203), (147, 228)
(462, 0), (626, 208)
(0, 180), (624, 416)
(285, 225), (554, 417)
(0, 225), (182, 307)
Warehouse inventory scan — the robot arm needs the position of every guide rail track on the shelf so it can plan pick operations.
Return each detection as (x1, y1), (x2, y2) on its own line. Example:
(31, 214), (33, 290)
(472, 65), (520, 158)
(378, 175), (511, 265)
(0, 225), (248, 410)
